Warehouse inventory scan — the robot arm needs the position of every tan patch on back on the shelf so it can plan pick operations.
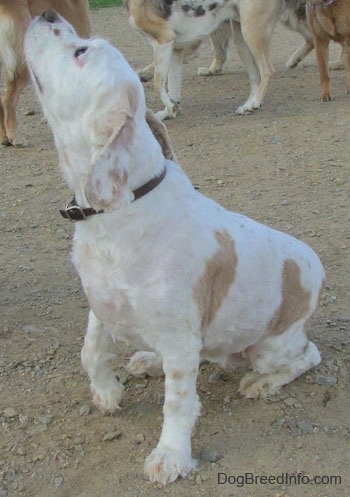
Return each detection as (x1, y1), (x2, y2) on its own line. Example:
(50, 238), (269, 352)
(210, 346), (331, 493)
(268, 259), (311, 336)
(194, 230), (237, 329)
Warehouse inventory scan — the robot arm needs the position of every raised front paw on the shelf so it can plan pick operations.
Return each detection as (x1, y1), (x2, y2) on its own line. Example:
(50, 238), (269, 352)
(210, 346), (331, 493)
(143, 447), (196, 485)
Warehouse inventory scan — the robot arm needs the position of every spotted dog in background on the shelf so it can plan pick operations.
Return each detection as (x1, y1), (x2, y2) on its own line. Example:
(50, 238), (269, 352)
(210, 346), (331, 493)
(126, 0), (315, 119)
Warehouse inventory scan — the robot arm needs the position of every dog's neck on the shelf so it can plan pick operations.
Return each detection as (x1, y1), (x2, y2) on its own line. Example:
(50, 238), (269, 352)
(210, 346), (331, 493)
(55, 118), (166, 210)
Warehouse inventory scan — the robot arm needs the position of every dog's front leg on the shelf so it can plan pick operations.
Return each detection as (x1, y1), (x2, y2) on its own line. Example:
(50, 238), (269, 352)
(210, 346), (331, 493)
(144, 352), (201, 485)
(152, 40), (180, 120)
(81, 310), (124, 413)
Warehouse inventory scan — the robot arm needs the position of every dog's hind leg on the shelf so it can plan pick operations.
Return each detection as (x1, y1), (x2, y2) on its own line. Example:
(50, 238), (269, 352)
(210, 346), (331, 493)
(280, 4), (314, 68)
(81, 310), (125, 414)
(126, 351), (163, 377)
(231, 21), (261, 114)
(138, 60), (155, 82)
(198, 20), (231, 76)
(237, 7), (277, 114)
(329, 43), (346, 71)
(2, 65), (29, 146)
(239, 323), (321, 399)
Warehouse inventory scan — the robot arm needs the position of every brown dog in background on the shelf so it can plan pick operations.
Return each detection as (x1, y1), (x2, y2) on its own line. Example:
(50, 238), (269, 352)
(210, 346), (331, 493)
(307, 0), (350, 101)
(0, 0), (90, 146)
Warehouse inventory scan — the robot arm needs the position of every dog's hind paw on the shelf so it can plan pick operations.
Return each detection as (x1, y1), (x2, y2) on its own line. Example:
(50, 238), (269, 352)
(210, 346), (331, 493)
(238, 371), (287, 399)
(126, 351), (163, 378)
(144, 447), (196, 485)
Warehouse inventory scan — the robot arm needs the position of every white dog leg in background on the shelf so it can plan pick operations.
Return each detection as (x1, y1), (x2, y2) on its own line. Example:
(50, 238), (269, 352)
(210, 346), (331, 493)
(166, 48), (184, 116)
(143, 347), (201, 485)
(152, 40), (180, 120)
(81, 310), (125, 413)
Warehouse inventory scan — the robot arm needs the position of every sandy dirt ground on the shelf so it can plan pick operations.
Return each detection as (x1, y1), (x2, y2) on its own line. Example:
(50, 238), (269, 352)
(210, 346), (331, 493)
(1, 6), (349, 497)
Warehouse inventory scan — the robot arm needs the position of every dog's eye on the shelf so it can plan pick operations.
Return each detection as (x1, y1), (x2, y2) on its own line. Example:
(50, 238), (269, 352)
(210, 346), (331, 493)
(74, 46), (88, 58)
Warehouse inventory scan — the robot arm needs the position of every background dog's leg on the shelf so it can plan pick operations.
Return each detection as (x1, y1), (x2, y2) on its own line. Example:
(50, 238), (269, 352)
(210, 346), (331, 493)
(286, 35), (314, 69)
(198, 20), (231, 76)
(345, 48), (350, 94)
(143, 349), (201, 485)
(0, 95), (8, 146)
(138, 60), (155, 82)
(238, 13), (276, 114)
(152, 40), (180, 120)
(282, 15), (314, 68)
(329, 43), (346, 71)
(166, 48), (183, 115)
(2, 66), (29, 146)
(81, 310), (124, 413)
(314, 37), (331, 101)
(231, 21), (261, 114)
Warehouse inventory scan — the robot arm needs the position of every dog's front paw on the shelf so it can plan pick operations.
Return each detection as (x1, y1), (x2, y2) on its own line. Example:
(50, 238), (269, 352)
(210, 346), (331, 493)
(236, 100), (261, 115)
(126, 351), (163, 378)
(91, 380), (125, 414)
(197, 66), (223, 76)
(156, 102), (180, 121)
(144, 448), (196, 485)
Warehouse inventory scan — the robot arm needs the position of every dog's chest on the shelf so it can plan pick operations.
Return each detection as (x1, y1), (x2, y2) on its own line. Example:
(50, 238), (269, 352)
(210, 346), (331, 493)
(73, 238), (139, 321)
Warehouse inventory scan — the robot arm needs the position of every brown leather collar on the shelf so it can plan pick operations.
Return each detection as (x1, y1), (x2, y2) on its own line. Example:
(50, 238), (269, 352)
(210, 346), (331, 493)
(60, 166), (167, 221)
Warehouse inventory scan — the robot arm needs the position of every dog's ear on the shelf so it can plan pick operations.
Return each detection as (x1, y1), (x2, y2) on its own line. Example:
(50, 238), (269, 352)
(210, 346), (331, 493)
(146, 109), (177, 161)
(85, 86), (138, 211)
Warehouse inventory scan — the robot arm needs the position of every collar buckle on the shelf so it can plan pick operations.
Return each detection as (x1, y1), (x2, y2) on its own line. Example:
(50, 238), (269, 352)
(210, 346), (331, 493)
(60, 202), (88, 222)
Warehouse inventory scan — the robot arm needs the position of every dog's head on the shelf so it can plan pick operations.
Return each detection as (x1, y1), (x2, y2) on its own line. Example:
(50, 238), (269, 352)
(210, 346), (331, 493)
(25, 10), (156, 210)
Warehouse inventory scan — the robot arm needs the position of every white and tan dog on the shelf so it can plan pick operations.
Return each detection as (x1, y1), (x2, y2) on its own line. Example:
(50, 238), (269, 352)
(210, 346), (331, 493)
(25, 11), (325, 485)
(0, 0), (90, 146)
(126, 0), (315, 119)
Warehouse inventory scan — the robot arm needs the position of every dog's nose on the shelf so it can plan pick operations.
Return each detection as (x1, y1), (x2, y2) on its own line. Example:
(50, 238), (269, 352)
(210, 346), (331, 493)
(41, 9), (58, 23)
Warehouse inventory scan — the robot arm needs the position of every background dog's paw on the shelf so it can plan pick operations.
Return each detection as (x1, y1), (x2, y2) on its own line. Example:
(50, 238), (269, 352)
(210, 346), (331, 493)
(126, 351), (163, 378)
(155, 103), (180, 121)
(91, 381), (125, 414)
(197, 66), (223, 76)
(144, 447), (196, 485)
